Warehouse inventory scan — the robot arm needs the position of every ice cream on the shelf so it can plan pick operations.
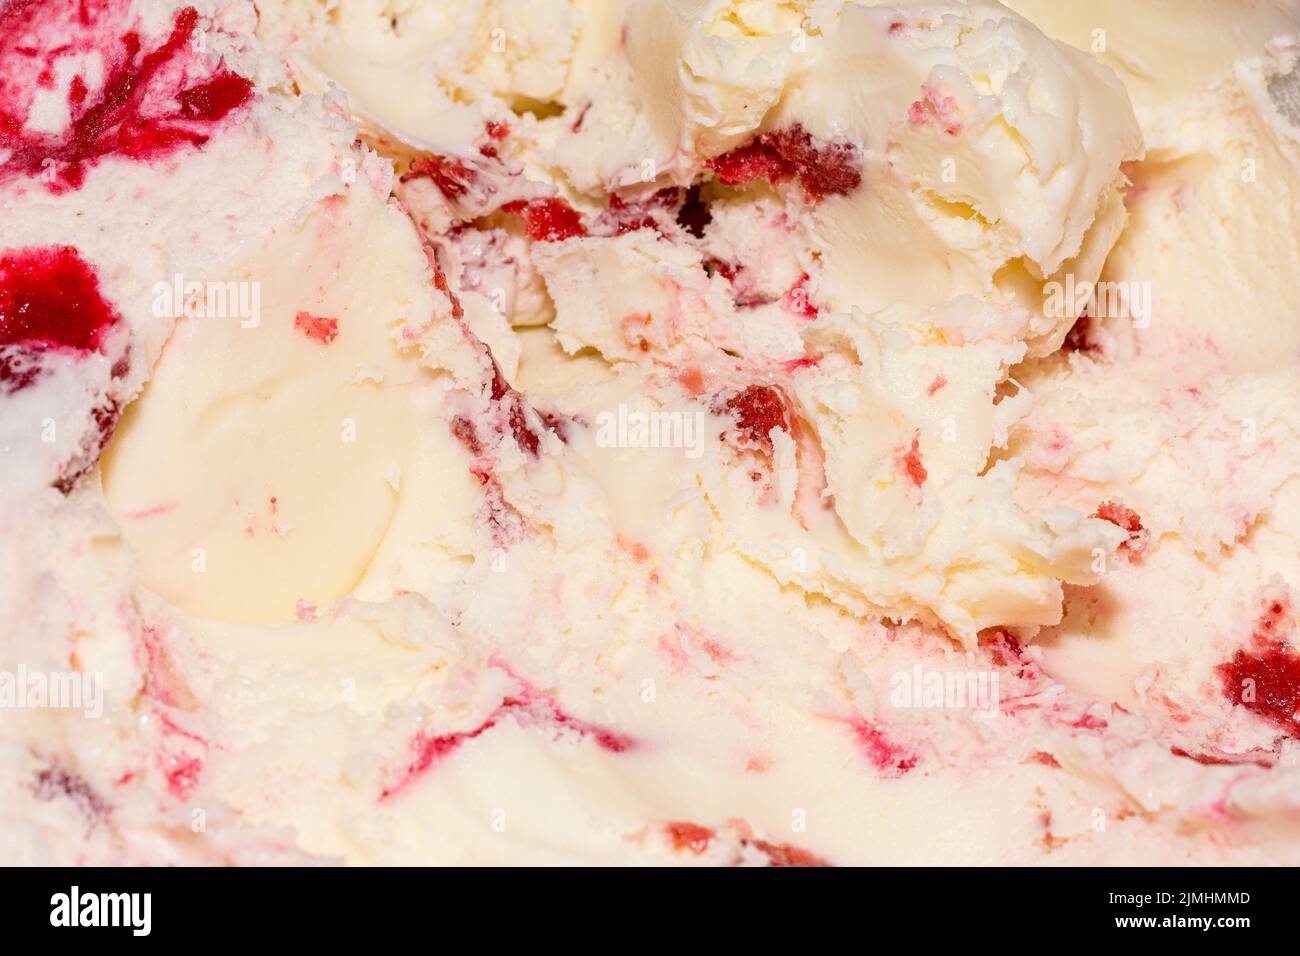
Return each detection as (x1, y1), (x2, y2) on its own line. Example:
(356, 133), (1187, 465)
(2, 0), (1298, 866)
(999, 0), (1300, 831)
(1006, 0), (1300, 371)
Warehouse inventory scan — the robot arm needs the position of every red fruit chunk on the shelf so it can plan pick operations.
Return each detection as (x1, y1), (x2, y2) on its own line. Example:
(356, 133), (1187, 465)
(508, 401), (539, 456)
(176, 71), (254, 122)
(1217, 598), (1300, 735)
(666, 821), (714, 854)
(0, 6), (255, 193)
(980, 628), (1040, 680)
(503, 197), (588, 242)
(1093, 499), (1148, 558)
(162, 752), (203, 799)
(774, 128), (862, 199)
(68, 75), (88, 107)
(0, 245), (120, 352)
(908, 88), (963, 136)
(487, 361), (511, 401)
(595, 189), (681, 236)
(848, 719), (918, 777)
(293, 310), (339, 345)
(402, 154), (477, 200)
(898, 434), (927, 487)
(450, 414), (485, 457)
(712, 137), (788, 188)
(429, 258), (465, 321)
(711, 123), (862, 202)
(723, 385), (789, 449)
(783, 273), (818, 318)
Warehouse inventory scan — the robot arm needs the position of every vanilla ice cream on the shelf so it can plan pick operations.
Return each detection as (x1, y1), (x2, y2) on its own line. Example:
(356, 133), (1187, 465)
(2, 0), (1299, 866)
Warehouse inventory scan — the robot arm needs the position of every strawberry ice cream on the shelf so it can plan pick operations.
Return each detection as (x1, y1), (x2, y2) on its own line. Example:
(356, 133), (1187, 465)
(2, 0), (1298, 866)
